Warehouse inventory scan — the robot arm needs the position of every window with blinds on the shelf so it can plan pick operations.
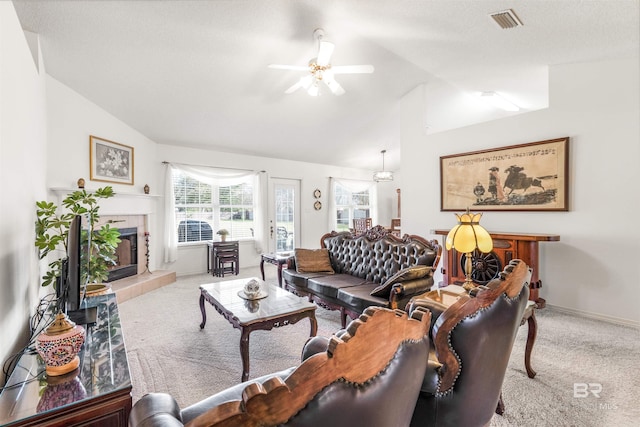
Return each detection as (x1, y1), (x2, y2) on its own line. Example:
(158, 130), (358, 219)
(172, 170), (254, 243)
(335, 184), (371, 232)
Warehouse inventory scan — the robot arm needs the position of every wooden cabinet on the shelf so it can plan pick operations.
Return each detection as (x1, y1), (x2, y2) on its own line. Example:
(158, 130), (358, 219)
(0, 293), (132, 426)
(433, 230), (559, 308)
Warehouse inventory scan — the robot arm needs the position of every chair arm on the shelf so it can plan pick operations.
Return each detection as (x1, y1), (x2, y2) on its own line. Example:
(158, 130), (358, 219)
(129, 393), (183, 427)
(407, 298), (449, 332)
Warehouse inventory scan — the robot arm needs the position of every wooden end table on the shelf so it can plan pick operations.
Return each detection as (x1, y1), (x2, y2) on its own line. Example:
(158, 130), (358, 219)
(260, 253), (292, 287)
(199, 277), (317, 382)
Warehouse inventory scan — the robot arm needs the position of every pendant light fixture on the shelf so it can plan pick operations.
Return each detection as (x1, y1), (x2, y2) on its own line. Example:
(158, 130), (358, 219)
(373, 150), (394, 182)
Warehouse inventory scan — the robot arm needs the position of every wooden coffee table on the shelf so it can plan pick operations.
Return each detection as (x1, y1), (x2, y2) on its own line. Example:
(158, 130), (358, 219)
(199, 277), (317, 382)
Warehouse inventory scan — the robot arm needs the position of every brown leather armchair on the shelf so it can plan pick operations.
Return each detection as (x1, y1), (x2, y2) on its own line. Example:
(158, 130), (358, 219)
(129, 306), (432, 427)
(407, 259), (532, 427)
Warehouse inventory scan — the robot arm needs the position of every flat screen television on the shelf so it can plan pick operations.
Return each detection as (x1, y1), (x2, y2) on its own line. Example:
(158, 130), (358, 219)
(59, 214), (96, 325)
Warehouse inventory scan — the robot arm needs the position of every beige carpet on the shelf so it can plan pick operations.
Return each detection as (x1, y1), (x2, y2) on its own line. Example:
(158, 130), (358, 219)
(119, 267), (639, 426)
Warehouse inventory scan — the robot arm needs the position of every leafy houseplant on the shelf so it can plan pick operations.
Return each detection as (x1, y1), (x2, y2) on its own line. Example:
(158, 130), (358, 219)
(35, 187), (121, 289)
(217, 229), (229, 242)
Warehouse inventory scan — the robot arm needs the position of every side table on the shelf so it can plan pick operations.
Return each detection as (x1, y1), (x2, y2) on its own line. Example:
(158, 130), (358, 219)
(260, 253), (292, 287)
(207, 241), (239, 277)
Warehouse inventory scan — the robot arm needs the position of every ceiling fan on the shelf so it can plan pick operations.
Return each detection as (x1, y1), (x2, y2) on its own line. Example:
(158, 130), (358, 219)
(268, 29), (374, 96)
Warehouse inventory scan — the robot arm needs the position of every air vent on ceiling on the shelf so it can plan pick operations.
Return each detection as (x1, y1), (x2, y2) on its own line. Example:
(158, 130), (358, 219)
(489, 9), (523, 29)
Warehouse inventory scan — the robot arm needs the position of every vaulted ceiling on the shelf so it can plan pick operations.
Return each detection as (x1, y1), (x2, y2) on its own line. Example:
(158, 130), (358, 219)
(13, 0), (639, 171)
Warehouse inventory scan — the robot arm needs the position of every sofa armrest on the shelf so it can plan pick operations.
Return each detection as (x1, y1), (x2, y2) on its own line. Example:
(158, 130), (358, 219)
(287, 256), (296, 269)
(129, 393), (183, 427)
(389, 278), (433, 310)
(301, 336), (331, 361)
(391, 277), (433, 298)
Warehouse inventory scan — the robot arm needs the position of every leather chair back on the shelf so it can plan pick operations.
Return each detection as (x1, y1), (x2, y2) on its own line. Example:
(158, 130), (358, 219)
(410, 260), (531, 427)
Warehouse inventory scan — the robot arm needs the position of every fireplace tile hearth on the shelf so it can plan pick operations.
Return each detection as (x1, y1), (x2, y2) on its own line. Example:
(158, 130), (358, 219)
(109, 270), (176, 303)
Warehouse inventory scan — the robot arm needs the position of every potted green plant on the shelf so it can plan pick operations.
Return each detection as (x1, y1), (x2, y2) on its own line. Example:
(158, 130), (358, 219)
(35, 186), (121, 289)
(217, 229), (229, 242)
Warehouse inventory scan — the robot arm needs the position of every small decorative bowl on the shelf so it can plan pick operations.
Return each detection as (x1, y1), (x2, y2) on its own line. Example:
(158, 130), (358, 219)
(243, 279), (261, 299)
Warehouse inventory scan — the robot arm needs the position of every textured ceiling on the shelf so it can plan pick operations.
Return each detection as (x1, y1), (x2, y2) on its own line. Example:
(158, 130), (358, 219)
(12, 0), (640, 171)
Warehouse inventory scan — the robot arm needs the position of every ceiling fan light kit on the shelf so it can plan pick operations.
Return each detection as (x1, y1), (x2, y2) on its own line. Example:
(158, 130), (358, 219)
(269, 29), (374, 96)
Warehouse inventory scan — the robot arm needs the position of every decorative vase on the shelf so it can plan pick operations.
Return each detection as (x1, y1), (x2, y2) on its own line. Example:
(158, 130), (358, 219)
(36, 312), (85, 376)
(220, 234), (227, 242)
(243, 278), (261, 299)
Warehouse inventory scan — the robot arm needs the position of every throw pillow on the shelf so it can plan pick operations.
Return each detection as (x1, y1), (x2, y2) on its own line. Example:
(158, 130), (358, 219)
(370, 265), (432, 297)
(295, 248), (335, 274)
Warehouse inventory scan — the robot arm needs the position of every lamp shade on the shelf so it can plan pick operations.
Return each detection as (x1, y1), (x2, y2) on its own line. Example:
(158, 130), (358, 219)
(373, 149), (393, 182)
(445, 211), (493, 254)
(373, 170), (393, 182)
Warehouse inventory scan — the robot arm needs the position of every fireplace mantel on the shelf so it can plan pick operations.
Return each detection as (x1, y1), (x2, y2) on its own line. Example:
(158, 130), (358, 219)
(49, 187), (160, 199)
(49, 187), (159, 217)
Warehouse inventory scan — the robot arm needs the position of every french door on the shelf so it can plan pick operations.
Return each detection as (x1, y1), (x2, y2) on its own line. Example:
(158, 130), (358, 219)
(268, 178), (300, 254)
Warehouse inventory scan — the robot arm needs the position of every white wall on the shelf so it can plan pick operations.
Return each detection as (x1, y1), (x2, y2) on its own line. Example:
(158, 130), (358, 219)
(0, 3), (48, 381)
(401, 58), (640, 325)
(45, 77), (162, 271)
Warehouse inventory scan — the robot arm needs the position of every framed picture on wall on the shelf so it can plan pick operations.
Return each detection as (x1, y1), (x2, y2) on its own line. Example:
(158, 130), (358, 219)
(440, 137), (569, 211)
(90, 135), (134, 185)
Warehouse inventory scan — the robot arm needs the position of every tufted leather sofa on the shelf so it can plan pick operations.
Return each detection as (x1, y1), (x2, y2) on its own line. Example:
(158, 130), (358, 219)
(283, 226), (441, 327)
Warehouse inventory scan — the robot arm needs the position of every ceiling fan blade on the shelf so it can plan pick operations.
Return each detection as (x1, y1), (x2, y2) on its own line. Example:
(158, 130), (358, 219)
(285, 75), (314, 94)
(317, 41), (335, 66)
(323, 72), (345, 96)
(331, 64), (375, 74)
(268, 64), (309, 71)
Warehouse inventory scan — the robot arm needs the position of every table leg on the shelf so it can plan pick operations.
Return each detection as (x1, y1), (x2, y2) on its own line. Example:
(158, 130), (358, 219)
(260, 256), (266, 281)
(309, 314), (318, 337)
(277, 263), (284, 287)
(240, 328), (251, 382)
(525, 310), (538, 378)
(199, 293), (207, 329)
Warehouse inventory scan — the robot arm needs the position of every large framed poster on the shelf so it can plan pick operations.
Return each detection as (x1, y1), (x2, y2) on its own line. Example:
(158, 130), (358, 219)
(440, 137), (569, 211)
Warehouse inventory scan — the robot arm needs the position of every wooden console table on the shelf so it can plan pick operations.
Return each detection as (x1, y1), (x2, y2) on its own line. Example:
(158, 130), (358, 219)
(433, 230), (559, 308)
(0, 293), (132, 426)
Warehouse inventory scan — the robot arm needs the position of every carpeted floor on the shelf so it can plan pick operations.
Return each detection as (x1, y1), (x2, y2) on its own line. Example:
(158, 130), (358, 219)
(119, 267), (639, 426)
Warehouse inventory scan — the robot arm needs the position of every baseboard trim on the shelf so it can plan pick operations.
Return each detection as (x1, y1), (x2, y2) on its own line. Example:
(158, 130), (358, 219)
(547, 304), (639, 328)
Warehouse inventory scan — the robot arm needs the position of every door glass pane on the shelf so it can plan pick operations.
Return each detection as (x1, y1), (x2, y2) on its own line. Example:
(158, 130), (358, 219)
(275, 186), (294, 252)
